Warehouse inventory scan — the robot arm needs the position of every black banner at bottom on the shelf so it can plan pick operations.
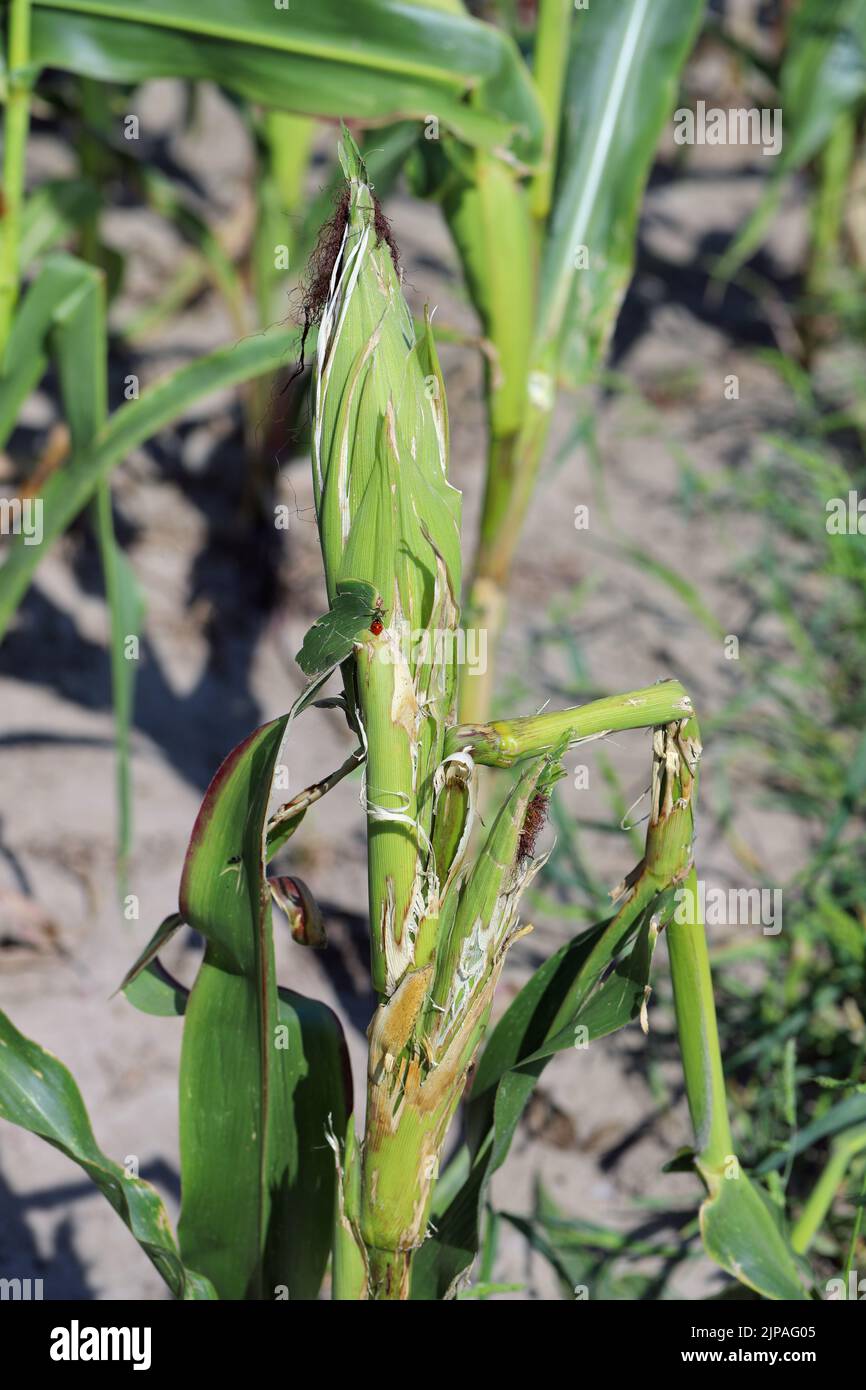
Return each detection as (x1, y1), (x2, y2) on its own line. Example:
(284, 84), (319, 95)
(0, 1292), (861, 1375)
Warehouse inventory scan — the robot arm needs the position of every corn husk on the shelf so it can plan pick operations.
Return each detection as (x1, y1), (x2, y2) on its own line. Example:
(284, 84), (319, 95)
(312, 128), (462, 998)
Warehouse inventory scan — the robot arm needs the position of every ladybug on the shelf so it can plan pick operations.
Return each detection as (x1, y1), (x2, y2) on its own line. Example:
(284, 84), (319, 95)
(369, 598), (386, 636)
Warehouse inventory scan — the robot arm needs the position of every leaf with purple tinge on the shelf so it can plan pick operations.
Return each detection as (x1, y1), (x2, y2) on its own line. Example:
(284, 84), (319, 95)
(175, 716), (352, 1299)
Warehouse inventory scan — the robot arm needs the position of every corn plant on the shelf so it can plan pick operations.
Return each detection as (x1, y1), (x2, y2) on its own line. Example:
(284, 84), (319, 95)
(714, 0), (866, 297)
(0, 134), (815, 1300)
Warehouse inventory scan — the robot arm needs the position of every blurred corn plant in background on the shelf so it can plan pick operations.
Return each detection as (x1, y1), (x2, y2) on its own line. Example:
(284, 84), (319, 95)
(418, 0), (706, 722)
(0, 132), (818, 1300)
(713, 0), (866, 351)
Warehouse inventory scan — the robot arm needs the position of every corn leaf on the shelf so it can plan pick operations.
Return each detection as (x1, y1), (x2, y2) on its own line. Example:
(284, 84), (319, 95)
(537, 0), (704, 387)
(0, 1008), (215, 1299)
(717, 0), (866, 278)
(27, 0), (543, 162)
(120, 911), (187, 1016)
(0, 254), (89, 447)
(0, 318), (301, 634)
(0, 253), (143, 880)
(175, 715), (352, 1300)
(120, 911), (184, 990)
(19, 178), (101, 270)
(124, 957), (189, 1017)
(756, 1090), (866, 1173)
(274, 987), (353, 1298)
(63, 286), (145, 886)
(697, 1165), (810, 1301)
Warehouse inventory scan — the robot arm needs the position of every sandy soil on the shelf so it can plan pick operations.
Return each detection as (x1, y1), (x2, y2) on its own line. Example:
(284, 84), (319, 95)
(0, 82), (814, 1300)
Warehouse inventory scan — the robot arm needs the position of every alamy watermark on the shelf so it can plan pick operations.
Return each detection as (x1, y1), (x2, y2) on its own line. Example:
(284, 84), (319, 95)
(826, 1270), (865, 1300)
(826, 491), (866, 534)
(50, 1320), (151, 1370)
(0, 496), (42, 545)
(674, 880), (782, 936)
(0, 1276), (43, 1299)
(378, 621), (487, 676)
(674, 100), (782, 157)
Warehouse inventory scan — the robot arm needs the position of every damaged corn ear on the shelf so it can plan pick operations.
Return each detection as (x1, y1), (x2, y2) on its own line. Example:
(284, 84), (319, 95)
(312, 127), (464, 998)
(313, 127), (461, 635)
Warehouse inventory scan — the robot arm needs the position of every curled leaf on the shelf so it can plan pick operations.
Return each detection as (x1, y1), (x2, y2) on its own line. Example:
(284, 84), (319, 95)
(269, 875), (327, 949)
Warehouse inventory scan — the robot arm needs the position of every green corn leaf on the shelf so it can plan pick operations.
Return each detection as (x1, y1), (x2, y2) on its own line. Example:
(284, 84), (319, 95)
(0, 253), (143, 882)
(0, 254), (93, 450)
(124, 958), (189, 1018)
(119, 910), (184, 990)
(274, 987), (354, 1299)
(119, 911), (187, 1016)
(617, 540), (725, 638)
(295, 579), (379, 679)
(175, 715), (351, 1300)
(26, 0), (543, 163)
(0, 1008), (215, 1299)
(19, 178), (101, 269)
(456, 1280), (524, 1299)
(756, 1091), (866, 1173)
(717, 0), (866, 279)
(412, 892), (662, 1299)
(118, 911), (184, 989)
(537, 0), (704, 388)
(0, 317), (301, 635)
(697, 1164), (810, 1301)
